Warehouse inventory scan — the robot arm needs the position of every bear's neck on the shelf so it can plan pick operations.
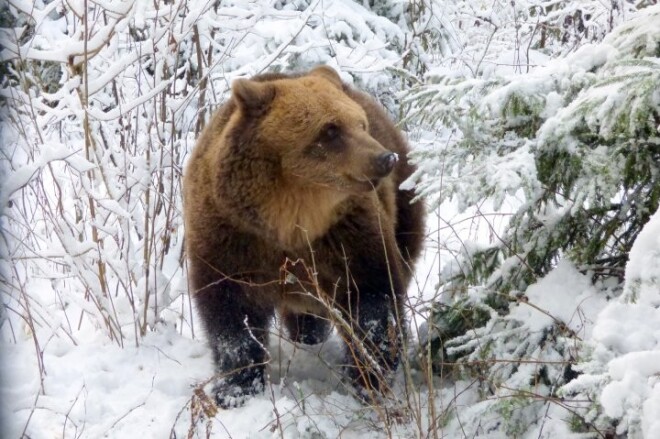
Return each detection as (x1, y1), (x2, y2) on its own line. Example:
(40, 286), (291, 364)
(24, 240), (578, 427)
(259, 181), (348, 250)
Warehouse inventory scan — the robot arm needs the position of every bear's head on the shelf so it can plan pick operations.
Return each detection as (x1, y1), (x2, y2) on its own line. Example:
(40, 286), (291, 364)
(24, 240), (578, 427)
(230, 66), (398, 194)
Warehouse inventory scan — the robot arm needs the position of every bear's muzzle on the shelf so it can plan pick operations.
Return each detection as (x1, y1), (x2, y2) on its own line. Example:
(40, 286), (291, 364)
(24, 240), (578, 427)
(374, 152), (398, 177)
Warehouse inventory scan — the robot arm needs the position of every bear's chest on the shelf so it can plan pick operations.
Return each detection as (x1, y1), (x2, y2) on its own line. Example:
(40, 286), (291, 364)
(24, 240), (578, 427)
(259, 187), (349, 249)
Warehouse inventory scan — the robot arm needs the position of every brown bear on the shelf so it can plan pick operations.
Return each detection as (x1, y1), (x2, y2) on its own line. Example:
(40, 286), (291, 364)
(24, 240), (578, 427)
(183, 65), (424, 408)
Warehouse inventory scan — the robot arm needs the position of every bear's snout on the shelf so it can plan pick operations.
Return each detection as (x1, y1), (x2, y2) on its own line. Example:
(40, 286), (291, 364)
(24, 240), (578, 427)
(374, 152), (398, 177)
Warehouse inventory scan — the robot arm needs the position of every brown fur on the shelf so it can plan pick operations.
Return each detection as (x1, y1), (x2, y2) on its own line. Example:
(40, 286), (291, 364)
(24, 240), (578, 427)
(183, 66), (425, 407)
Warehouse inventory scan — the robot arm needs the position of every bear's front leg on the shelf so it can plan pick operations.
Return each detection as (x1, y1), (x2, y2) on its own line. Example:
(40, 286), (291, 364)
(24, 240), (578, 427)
(193, 281), (272, 409)
(341, 283), (404, 400)
(331, 232), (407, 400)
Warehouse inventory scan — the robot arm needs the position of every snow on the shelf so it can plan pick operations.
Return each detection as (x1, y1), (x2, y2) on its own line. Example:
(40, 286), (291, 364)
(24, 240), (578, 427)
(585, 207), (660, 437)
(0, 268), (472, 438)
(1, 327), (213, 438)
(624, 205), (660, 305)
(557, 205), (660, 438)
(508, 260), (605, 336)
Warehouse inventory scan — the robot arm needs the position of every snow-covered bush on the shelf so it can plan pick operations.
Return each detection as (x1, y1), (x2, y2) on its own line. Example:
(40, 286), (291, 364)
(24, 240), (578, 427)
(422, 0), (635, 81)
(406, 3), (660, 437)
(0, 0), (433, 347)
(562, 207), (660, 438)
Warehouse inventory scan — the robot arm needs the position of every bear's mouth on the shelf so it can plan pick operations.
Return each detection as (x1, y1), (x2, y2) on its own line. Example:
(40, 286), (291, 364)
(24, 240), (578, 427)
(345, 175), (381, 192)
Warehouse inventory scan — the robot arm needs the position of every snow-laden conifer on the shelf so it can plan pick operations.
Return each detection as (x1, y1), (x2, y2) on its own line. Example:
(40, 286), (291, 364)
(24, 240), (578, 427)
(405, 4), (660, 437)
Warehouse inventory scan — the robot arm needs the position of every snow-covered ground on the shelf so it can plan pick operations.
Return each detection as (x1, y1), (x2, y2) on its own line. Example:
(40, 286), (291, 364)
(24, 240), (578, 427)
(5, 201), (651, 438)
(0, 216), (460, 438)
(4, 181), (658, 438)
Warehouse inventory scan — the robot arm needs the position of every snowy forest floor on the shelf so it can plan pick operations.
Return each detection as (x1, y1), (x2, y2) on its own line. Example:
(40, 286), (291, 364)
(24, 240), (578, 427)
(1, 209), (486, 439)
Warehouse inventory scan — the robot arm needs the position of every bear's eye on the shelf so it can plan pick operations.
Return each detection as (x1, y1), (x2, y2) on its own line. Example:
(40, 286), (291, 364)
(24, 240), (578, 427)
(360, 121), (367, 131)
(324, 123), (340, 140)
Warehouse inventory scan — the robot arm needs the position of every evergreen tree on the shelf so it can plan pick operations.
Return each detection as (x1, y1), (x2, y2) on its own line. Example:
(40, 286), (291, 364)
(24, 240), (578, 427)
(405, 4), (660, 436)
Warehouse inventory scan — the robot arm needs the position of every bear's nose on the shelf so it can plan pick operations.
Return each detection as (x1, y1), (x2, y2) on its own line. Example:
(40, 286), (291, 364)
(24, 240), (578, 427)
(375, 152), (398, 177)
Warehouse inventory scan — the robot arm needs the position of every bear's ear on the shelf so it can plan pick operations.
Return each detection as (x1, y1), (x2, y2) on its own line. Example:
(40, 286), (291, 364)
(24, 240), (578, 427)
(232, 79), (276, 116)
(309, 65), (343, 89)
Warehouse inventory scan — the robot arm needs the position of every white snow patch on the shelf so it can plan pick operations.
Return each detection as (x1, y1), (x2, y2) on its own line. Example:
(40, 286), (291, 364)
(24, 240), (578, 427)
(508, 260), (605, 335)
(570, 206), (660, 438)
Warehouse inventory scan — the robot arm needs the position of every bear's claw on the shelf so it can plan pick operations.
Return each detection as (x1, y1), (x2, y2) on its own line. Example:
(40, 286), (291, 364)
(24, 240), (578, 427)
(212, 371), (265, 409)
